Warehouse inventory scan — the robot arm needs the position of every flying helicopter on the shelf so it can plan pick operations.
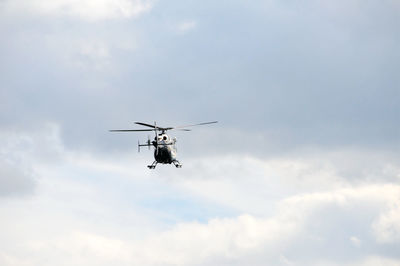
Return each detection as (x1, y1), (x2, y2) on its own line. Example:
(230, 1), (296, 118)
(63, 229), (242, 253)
(109, 121), (217, 169)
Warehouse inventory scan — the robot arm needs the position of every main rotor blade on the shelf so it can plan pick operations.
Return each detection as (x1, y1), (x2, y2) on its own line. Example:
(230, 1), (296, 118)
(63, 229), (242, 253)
(174, 121), (218, 129)
(109, 129), (155, 132)
(134, 122), (158, 129)
(131, 121), (217, 132)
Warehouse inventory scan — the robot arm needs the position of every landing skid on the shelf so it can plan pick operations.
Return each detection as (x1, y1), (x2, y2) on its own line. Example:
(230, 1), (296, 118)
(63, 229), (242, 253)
(173, 160), (182, 168)
(148, 161), (158, 169)
(147, 161), (182, 169)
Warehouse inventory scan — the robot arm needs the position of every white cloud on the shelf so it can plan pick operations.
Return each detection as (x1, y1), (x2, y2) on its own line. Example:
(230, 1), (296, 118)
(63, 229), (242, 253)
(373, 204), (400, 243)
(1, 125), (400, 265)
(135, 214), (299, 265)
(352, 256), (400, 266)
(0, 159), (35, 197)
(139, 185), (400, 265)
(70, 40), (112, 71)
(157, 150), (400, 216)
(349, 236), (361, 247)
(2, 181), (399, 266)
(176, 20), (197, 34)
(315, 256), (400, 266)
(1, 0), (153, 21)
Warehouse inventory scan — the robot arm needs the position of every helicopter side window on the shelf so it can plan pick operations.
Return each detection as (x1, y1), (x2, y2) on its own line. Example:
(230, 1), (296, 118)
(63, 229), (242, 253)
(163, 135), (168, 141)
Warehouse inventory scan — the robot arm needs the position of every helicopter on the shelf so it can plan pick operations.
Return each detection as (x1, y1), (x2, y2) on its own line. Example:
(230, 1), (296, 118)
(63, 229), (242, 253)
(110, 121), (217, 169)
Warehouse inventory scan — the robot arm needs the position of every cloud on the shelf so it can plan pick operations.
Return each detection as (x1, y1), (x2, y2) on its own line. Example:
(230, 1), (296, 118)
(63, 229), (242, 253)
(0, 123), (64, 198)
(176, 20), (197, 34)
(131, 214), (298, 265)
(1, 0), (153, 21)
(1, 124), (399, 265)
(0, 0), (399, 265)
(0, 159), (35, 197)
(350, 236), (362, 247)
(69, 40), (112, 71)
(314, 256), (400, 266)
(373, 204), (400, 244)
(2, 173), (399, 265)
(154, 149), (400, 217)
(1, 0), (399, 153)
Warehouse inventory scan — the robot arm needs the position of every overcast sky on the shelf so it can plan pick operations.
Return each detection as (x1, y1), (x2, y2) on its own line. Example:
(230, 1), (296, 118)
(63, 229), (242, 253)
(1, 0), (400, 265)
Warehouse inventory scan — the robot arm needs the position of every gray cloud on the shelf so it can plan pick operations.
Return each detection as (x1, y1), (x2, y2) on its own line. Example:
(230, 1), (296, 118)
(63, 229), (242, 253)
(0, 125), (64, 198)
(0, 159), (35, 197)
(0, 1), (399, 265)
(0, 0), (399, 155)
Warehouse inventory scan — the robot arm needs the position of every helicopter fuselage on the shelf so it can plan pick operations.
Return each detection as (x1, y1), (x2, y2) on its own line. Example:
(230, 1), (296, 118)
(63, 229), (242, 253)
(153, 134), (177, 164)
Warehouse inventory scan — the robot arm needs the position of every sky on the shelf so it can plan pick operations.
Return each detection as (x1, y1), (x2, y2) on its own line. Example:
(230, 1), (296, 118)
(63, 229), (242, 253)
(0, 0), (400, 265)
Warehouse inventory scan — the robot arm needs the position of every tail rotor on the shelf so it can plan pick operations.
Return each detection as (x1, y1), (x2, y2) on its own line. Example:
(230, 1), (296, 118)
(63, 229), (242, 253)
(147, 135), (151, 150)
(138, 135), (153, 153)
